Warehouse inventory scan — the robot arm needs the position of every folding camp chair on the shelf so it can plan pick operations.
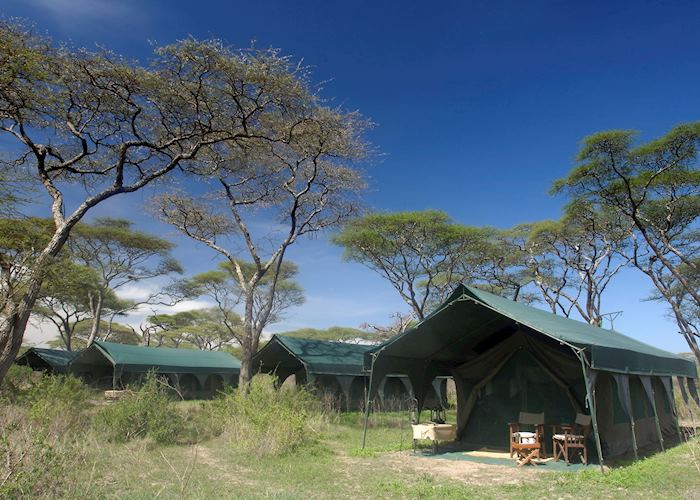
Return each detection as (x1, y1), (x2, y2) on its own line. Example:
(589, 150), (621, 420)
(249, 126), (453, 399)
(508, 412), (544, 466)
(552, 413), (591, 465)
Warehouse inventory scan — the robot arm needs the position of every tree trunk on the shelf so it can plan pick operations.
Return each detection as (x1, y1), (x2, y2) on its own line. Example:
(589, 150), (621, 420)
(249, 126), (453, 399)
(0, 284), (40, 382)
(239, 346), (253, 387)
(238, 292), (257, 386)
(0, 223), (74, 384)
(670, 305), (700, 367)
(86, 290), (104, 347)
(62, 318), (72, 351)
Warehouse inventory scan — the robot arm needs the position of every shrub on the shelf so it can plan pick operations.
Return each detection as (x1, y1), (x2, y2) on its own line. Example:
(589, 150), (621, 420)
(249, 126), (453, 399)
(0, 365), (40, 403)
(210, 374), (327, 457)
(0, 404), (88, 498)
(94, 373), (184, 444)
(24, 374), (94, 429)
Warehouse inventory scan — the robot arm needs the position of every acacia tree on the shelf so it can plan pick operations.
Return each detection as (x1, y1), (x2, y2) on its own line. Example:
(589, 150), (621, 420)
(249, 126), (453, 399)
(47, 321), (140, 350)
(68, 218), (182, 346)
(33, 262), (101, 351)
(334, 211), (534, 322)
(516, 201), (630, 325)
(142, 308), (241, 350)
(468, 228), (536, 303)
(171, 260), (305, 377)
(280, 325), (380, 343)
(553, 123), (700, 360)
(0, 218), (53, 330)
(0, 20), (324, 382)
(333, 211), (488, 320)
(156, 105), (368, 382)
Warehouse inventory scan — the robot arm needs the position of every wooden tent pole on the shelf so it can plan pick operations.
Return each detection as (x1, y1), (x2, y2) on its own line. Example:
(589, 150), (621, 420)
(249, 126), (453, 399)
(362, 354), (377, 449)
(644, 377), (665, 452)
(576, 350), (605, 473)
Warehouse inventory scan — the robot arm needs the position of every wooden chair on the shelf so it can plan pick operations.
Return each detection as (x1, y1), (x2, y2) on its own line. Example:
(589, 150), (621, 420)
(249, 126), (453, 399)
(508, 412), (545, 466)
(552, 413), (591, 465)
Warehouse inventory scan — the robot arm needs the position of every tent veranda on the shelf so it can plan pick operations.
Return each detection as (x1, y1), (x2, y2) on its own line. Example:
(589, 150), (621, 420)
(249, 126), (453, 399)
(70, 340), (241, 397)
(252, 334), (447, 410)
(15, 347), (78, 374)
(363, 284), (698, 462)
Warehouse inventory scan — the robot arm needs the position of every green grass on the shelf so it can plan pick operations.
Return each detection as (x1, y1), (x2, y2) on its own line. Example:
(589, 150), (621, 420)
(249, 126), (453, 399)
(4, 384), (698, 499)
(65, 405), (700, 499)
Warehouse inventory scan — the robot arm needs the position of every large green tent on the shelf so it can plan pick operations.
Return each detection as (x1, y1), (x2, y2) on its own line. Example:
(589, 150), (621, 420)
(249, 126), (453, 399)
(15, 347), (78, 374)
(364, 284), (697, 461)
(70, 340), (240, 398)
(252, 334), (447, 411)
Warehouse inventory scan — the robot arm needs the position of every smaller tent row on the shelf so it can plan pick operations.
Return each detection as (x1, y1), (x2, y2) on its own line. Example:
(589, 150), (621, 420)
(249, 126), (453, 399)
(252, 334), (448, 411)
(16, 347), (79, 374)
(17, 341), (241, 399)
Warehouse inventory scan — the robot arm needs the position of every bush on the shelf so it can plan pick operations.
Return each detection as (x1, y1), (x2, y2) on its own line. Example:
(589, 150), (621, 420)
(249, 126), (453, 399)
(0, 404), (88, 498)
(0, 364), (40, 403)
(25, 374), (94, 429)
(94, 373), (184, 444)
(210, 374), (327, 457)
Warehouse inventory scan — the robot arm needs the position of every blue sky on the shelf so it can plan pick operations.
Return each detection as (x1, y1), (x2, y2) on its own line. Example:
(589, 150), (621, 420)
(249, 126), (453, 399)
(4, 0), (700, 352)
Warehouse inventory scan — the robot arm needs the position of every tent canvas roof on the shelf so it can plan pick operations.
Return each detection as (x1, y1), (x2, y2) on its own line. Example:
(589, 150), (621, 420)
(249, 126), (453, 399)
(369, 284), (696, 378)
(82, 341), (241, 374)
(16, 347), (78, 370)
(255, 335), (374, 376)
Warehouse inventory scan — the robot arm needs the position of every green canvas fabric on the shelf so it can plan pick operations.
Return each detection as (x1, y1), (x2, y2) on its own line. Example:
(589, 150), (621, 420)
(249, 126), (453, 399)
(75, 341), (240, 375)
(253, 335), (449, 411)
(254, 335), (374, 376)
(362, 284), (690, 458)
(15, 347), (78, 373)
(367, 284), (696, 378)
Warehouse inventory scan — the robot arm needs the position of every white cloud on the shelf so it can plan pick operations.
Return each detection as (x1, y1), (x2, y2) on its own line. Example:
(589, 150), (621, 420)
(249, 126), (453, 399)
(24, 317), (59, 347)
(18, 0), (137, 20)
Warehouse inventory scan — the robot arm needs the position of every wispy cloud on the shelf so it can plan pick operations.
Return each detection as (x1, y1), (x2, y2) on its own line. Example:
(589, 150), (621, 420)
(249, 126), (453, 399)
(24, 318), (59, 347)
(17, 0), (138, 21)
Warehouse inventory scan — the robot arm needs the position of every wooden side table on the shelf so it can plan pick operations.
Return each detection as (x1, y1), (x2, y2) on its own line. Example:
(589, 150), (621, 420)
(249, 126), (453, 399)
(411, 423), (457, 454)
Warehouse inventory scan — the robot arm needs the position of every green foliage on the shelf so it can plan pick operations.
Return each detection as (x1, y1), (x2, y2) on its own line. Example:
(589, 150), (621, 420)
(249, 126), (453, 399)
(184, 259), (305, 327)
(209, 374), (326, 456)
(24, 374), (94, 429)
(69, 217), (182, 285)
(334, 210), (532, 317)
(147, 308), (241, 350)
(94, 373), (184, 444)
(0, 364), (38, 402)
(552, 122), (700, 355)
(0, 405), (88, 499)
(279, 325), (378, 342)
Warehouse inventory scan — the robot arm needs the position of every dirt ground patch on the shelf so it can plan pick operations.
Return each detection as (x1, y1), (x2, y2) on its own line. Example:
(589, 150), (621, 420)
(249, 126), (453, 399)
(377, 451), (545, 486)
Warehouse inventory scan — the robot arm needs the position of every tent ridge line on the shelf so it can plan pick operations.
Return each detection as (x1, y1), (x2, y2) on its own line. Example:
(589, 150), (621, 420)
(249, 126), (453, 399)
(459, 295), (588, 356)
(93, 342), (118, 368)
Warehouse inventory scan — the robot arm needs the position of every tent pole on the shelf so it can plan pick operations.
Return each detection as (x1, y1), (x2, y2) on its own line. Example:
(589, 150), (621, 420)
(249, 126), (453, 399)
(576, 350), (605, 473)
(647, 379), (665, 452)
(362, 355), (376, 449)
(630, 419), (639, 461)
(671, 383), (684, 442)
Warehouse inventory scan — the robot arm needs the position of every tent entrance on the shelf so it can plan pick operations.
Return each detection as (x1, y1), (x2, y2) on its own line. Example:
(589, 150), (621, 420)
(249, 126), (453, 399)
(457, 348), (579, 451)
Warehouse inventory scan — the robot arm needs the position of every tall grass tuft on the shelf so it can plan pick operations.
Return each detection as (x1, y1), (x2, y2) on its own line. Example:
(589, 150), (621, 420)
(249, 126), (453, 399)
(209, 374), (327, 457)
(94, 372), (184, 444)
(0, 369), (94, 498)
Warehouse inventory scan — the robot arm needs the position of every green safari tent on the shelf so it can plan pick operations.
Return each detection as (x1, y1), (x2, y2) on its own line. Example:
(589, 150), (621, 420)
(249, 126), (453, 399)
(364, 284), (698, 461)
(252, 334), (448, 411)
(15, 347), (78, 374)
(70, 340), (240, 398)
